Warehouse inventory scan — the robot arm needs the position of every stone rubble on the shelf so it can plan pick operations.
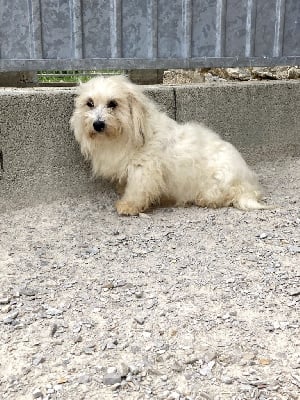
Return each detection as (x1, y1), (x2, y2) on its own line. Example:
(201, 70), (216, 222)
(163, 67), (300, 84)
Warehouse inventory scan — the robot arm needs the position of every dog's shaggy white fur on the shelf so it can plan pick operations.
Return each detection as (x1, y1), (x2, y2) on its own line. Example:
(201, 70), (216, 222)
(70, 76), (268, 215)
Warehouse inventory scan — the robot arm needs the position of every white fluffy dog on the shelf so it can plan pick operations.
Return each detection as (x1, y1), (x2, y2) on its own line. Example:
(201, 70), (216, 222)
(70, 76), (268, 215)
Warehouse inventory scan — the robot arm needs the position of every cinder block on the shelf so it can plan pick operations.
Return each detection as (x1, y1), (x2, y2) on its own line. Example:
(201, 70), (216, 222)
(175, 81), (300, 162)
(0, 72), (38, 86)
(128, 70), (164, 85)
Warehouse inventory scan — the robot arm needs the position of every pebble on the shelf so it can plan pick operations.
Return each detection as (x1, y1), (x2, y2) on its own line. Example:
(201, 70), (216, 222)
(74, 335), (83, 343)
(103, 373), (122, 386)
(135, 290), (144, 299)
(50, 323), (58, 337)
(242, 352), (256, 362)
(168, 391), (181, 400)
(204, 351), (217, 363)
(288, 287), (300, 297)
(185, 356), (200, 365)
(83, 347), (95, 355)
(198, 393), (213, 400)
(45, 307), (63, 316)
(78, 374), (91, 384)
(221, 375), (234, 384)
(72, 323), (82, 333)
(22, 367), (31, 376)
(106, 338), (118, 349)
(102, 281), (115, 289)
(172, 361), (184, 372)
(158, 391), (170, 399)
(259, 233), (268, 239)
(20, 288), (36, 297)
(291, 374), (300, 388)
(134, 316), (145, 325)
(259, 358), (271, 365)
(3, 310), (19, 324)
(129, 364), (142, 375)
(32, 389), (43, 399)
(32, 355), (46, 366)
(1, 304), (11, 313)
(111, 382), (122, 391)
(118, 362), (129, 377)
(107, 366), (117, 374)
(57, 377), (68, 384)
(131, 345), (141, 354)
(199, 360), (215, 376)
(222, 313), (231, 320)
(8, 310), (19, 319)
(87, 247), (99, 256)
(0, 297), (10, 305)
(139, 212), (151, 219)
(289, 245), (300, 253)
(291, 361), (300, 369)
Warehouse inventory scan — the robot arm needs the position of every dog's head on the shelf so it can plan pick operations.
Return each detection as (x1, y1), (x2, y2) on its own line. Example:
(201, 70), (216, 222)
(70, 75), (149, 157)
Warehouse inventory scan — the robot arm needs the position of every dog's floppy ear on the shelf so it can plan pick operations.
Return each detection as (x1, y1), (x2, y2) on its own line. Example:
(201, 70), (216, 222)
(127, 86), (148, 147)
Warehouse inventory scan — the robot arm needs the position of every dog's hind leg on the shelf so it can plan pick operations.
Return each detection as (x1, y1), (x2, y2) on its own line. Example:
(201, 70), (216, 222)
(115, 162), (165, 215)
(232, 192), (271, 210)
(195, 192), (232, 209)
(195, 185), (269, 210)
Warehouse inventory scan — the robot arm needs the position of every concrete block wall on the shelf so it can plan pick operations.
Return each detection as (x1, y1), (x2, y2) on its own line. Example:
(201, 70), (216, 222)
(0, 81), (299, 212)
(175, 82), (300, 157)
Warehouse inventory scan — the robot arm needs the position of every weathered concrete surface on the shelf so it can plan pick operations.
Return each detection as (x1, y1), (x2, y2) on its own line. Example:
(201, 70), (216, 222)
(175, 81), (300, 163)
(0, 81), (299, 212)
(0, 72), (38, 87)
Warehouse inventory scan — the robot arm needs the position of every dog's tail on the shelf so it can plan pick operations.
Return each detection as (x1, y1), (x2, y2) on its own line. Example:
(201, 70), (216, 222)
(233, 193), (273, 211)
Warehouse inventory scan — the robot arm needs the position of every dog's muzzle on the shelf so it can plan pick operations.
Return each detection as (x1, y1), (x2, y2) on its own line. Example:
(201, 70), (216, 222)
(93, 120), (106, 133)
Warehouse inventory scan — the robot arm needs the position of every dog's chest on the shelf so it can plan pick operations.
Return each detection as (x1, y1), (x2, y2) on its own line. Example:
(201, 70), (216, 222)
(91, 144), (131, 180)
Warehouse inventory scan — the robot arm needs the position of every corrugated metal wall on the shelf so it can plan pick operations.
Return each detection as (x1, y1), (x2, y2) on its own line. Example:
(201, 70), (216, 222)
(0, 0), (299, 71)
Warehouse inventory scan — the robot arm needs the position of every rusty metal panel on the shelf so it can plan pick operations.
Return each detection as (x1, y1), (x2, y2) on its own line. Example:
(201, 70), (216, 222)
(0, 0), (299, 71)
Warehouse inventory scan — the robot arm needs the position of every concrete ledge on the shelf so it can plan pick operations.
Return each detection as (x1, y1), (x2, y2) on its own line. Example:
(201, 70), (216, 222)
(175, 81), (300, 162)
(0, 81), (299, 212)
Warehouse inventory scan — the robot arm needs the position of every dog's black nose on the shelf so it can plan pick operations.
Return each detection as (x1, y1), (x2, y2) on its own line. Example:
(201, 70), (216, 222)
(93, 120), (106, 132)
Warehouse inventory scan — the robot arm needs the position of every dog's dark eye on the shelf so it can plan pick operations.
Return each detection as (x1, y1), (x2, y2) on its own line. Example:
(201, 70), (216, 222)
(87, 99), (94, 108)
(107, 100), (118, 109)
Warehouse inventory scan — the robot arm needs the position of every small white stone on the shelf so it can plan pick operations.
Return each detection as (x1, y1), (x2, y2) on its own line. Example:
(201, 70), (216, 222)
(107, 366), (117, 374)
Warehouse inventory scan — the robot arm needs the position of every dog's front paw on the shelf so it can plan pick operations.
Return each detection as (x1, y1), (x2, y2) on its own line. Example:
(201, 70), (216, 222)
(116, 200), (143, 216)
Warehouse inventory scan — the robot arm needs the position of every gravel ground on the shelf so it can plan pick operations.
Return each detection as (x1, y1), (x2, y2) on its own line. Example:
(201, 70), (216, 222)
(0, 156), (299, 400)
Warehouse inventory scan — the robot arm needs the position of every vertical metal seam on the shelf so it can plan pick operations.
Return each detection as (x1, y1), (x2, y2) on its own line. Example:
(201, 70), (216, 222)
(27, 0), (34, 58)
(173, 87), (177, 121)
(215, 0), (227, 57)
(148, 0), (158, 59)
(28, 0), (43, 58)
(183, 0), (192, 59)
(245, 0), (257, 57)
(70, 0), (83, 59)
(273, 0), (286, 57)
(37, 0), (44, 58)
(111, 0), (122, 58)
